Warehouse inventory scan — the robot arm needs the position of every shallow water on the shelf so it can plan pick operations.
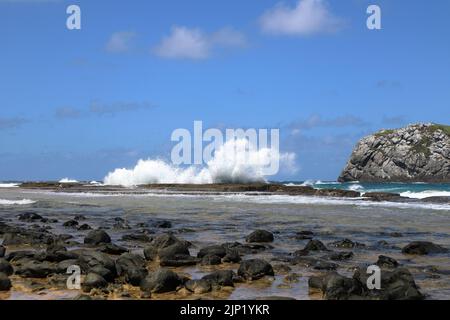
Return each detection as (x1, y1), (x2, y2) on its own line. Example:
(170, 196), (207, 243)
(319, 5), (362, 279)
(0, 187), (449, 300)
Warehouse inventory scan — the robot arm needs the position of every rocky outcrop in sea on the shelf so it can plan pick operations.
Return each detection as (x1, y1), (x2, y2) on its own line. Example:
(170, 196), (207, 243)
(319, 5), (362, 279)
(339, 123), (450, 182)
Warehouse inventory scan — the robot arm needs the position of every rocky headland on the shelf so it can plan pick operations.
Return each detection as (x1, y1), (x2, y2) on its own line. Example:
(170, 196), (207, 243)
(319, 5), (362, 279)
(339, 123), (450, 183)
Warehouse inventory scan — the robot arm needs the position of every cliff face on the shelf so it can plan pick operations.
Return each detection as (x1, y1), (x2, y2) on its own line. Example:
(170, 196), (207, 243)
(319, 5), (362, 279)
(338, 124), (450, 183)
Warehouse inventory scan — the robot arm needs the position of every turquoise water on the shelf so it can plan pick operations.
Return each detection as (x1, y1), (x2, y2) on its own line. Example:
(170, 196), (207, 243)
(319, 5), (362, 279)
(281, 181), (450, 199)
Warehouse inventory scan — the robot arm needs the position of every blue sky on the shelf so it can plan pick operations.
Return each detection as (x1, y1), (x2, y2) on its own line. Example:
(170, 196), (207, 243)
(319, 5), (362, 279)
(0, 0), (449, 181)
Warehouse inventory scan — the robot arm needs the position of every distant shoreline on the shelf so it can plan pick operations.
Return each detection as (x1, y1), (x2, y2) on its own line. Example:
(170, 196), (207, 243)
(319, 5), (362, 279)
(9, 182), (450, 205)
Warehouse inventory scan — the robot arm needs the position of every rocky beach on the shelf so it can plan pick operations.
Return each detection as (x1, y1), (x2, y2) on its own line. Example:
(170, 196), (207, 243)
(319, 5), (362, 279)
(0, 182), (449, 300)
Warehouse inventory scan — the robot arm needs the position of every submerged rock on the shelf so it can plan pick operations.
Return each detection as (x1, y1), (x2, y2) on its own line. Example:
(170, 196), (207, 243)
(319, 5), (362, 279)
(402, 241), (448, 255)
(245, 230), (274, 243)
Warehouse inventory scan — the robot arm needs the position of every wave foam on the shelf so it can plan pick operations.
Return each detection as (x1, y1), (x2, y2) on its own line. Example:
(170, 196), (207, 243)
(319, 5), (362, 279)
(401, 191), (450, 199)
(0, 199), (36, 205)
(59, 178), (79, 183)
(0, 183), (19, 188)
(104, 139), (297, 186)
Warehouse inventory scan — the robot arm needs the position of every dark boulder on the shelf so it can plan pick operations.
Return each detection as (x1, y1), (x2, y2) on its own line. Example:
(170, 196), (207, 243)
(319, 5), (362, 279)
(76, 250), (116, 282)
(295, 231), (314, 240)
(0, 246), (6, 258)
(376, 255), (399, 268)
(151, 220), (172, 229)
(0, 259), (13, 276)
(329, 239), (365, 249)
(200, 255), (221, 266)
(354, 267), (424, 300)
(202, 270), (235, 287)
(292, 256), (338, 271)
(115, 253), (148, 286)
(323, 251), (354, 261)
(121, 234), (152, 242)
(222, 250), (241, 263)
(185, 279), (212, 294)
(140, 269), (182, 293)
(100, 243), (128, 255)
(38, 244), (79, 263)
(15, 260), (57, 278)
(309, 272), (363, 300)
(78, 224), (92, 231)
(63, 220), (79, 228)
(84, 230), (111, 245)
(18, 212), (44, 222)
(144, 234), (196, 266)
(238, 259), (274, 280)
(402, 241), (448, 255)
(197, 245), (227, 258)
(2, 230), (54, 246)
(304, 240), (329, 252)
(0, 273), (12, 291)
(82, 273), (107, 292)
(245, 230), (274, 243)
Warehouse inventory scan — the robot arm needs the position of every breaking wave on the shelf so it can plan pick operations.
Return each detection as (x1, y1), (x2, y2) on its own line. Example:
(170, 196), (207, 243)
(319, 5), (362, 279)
(0, 183), (19, 188)
(401, 190), (450, 199)
(0, 199), (36, 206)
(104, 139), (297, 187)
(59, 178), (79, 183)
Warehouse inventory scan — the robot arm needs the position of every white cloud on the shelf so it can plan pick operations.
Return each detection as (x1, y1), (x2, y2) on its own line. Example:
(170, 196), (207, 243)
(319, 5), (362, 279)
(106, 31), (136, 53)
(260, 0), (343, 36)
(154, 26), (247, 60)
(154, 26), (210, 60)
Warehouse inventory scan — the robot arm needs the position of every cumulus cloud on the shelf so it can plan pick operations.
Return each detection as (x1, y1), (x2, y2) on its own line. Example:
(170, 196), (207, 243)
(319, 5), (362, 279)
(260, 0), (344, 36)
(106, 31), (137, 53)
(154, 26), (247, 60)
(154, 26), (209, 60)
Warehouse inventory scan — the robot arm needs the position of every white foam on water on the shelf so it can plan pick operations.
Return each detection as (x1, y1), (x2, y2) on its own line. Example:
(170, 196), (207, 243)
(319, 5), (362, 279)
(0, 183), (19, 188)
(401, 190), (450, 199)
(217, 194), (450, 211)
(59, 178), (79, 183)
(104, 138), (296, 187)
(346, 184), (364, 191)
(24, 189), (450, 211)
(0, 199), (36, 205)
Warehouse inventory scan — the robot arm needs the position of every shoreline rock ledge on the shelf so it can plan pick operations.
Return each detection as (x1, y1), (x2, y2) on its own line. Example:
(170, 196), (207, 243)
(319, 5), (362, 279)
(338, 123), (450, 183)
